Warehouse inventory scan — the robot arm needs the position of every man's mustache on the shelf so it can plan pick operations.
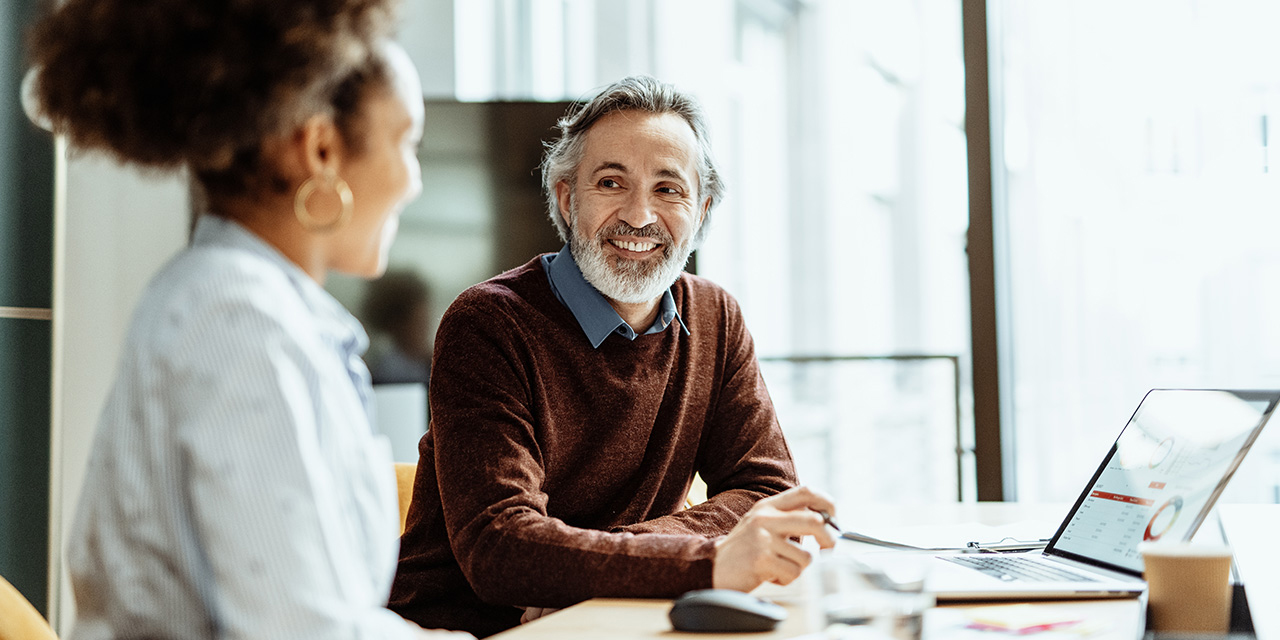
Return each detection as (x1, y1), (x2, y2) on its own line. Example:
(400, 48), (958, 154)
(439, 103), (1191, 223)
(595, 222), (673, 244)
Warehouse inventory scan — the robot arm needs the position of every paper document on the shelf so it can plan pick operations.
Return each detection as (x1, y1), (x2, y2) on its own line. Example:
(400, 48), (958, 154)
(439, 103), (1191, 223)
(840, 519), (1060, 552)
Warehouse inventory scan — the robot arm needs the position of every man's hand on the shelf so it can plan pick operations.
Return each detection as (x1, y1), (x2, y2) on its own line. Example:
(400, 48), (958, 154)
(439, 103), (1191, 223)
(712, 486), (837, 592)
(520, 607), (560, 624)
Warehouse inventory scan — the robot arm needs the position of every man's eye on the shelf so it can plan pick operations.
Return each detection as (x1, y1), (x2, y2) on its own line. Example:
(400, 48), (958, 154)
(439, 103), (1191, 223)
(600, 179), (620, 188)
(657, 186), (679, 194)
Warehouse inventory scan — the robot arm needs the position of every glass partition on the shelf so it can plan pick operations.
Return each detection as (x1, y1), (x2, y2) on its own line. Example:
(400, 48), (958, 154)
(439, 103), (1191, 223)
(761, 355), (969, 503)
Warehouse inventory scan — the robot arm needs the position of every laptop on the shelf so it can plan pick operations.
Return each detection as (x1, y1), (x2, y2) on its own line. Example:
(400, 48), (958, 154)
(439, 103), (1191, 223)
(892, 389), (1280, 601)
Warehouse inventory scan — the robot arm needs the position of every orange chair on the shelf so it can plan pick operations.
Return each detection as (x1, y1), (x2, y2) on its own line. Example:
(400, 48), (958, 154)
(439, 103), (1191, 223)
(394, 462), (417, 534)
(0, 574), (58, 640)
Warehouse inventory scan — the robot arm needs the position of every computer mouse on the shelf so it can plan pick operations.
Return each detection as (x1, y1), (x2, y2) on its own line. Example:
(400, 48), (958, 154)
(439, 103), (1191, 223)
(668, 588), (788, 633)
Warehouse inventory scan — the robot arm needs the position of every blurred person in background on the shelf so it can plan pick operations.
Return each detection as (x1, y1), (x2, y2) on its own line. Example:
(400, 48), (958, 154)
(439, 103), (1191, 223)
(363, 269), (433, 386)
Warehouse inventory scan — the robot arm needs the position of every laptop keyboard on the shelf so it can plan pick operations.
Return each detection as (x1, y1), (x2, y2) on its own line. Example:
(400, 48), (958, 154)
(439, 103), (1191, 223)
(942, 555), (1101, 583)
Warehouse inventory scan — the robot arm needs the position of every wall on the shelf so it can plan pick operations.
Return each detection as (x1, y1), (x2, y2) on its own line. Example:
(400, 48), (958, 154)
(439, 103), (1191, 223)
(0, 0), (54, 614)
(325, 100), (569, 345)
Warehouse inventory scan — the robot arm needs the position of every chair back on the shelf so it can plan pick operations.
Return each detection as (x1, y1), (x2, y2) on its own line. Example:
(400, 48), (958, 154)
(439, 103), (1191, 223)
(394, 462), (417, 534)
(0, 574), (58, 640)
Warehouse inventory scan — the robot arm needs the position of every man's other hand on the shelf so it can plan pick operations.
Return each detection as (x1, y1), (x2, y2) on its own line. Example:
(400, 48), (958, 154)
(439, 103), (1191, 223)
(520, 607), (560, 624)
(711, 486), (837, 592)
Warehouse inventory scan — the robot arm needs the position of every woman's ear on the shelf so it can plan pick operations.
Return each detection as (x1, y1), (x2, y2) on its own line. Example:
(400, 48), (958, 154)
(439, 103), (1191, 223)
(286, 114), (343, 179)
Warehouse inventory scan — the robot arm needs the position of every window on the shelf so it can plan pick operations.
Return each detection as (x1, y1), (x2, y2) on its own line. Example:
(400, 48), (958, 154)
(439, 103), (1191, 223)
(994, 0), (1280, 502)
(705, 0), (974, 502)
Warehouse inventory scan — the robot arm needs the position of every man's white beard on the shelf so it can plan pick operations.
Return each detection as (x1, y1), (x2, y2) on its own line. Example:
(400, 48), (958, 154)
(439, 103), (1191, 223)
(567, 203), (694, 305)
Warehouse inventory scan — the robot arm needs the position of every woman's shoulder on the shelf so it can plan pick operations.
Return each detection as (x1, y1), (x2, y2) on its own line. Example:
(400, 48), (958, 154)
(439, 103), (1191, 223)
(129, 244), (310, 354)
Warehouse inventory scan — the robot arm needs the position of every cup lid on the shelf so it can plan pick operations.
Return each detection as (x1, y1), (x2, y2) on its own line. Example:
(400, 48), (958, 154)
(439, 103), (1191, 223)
(1138, 541), (1232, 557)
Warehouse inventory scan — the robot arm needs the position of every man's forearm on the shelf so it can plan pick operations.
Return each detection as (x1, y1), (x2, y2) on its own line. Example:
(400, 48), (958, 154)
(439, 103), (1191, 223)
(454, 510), (717, 608)
(607, 487), (771, 537)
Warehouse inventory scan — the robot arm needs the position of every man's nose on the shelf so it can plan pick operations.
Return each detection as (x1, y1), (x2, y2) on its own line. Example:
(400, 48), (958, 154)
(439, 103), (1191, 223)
(616, 191), (658, 229)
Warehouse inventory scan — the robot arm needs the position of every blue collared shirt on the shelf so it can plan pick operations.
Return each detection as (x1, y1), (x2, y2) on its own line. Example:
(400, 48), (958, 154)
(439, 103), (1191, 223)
(541, 244), (690, 348)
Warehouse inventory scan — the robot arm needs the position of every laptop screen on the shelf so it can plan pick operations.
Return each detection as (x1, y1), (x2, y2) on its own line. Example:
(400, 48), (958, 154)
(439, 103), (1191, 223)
(1048, 389), (1277, 574)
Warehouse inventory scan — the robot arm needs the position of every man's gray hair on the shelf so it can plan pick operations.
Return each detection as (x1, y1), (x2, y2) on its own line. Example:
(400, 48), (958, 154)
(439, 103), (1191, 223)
(540, 75), (725, 246)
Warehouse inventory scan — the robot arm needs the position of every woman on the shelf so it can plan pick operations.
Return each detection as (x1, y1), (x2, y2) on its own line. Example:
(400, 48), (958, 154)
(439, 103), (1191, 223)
(28, 1), (470, 638)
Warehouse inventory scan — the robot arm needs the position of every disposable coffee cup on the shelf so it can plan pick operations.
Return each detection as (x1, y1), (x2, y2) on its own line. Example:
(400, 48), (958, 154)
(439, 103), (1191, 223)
(1140, 542), (1233, 634)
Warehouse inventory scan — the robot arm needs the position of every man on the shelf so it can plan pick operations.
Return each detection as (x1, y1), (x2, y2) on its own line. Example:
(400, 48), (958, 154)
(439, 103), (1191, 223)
(390, 76), (835, 638)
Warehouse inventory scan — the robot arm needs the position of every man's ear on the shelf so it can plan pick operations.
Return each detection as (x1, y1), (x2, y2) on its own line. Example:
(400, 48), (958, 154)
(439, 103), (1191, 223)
(699, 197), (711, 225)
(554, 180), (574, 229)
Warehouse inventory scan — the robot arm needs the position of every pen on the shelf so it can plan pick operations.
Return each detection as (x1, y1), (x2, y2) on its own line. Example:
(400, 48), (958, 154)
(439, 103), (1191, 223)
(818, 510), (843, 533)
(965, 538), (1051, 553)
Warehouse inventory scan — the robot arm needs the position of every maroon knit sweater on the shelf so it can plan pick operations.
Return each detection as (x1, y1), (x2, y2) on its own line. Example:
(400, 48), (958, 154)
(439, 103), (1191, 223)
(389, 256), (797, 638)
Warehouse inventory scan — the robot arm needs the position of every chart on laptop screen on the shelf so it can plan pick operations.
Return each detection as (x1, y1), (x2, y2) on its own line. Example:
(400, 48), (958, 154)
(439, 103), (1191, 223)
(1055, 390), (1273, 572)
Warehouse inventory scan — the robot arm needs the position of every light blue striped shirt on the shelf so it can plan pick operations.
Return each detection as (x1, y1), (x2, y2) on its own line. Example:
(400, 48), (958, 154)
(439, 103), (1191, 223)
(67, 215), (413, 640)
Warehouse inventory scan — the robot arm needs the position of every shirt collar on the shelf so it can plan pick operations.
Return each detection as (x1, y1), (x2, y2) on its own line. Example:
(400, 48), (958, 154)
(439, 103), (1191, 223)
(191, 214), (369, 356)
(542, 244), (690, 349)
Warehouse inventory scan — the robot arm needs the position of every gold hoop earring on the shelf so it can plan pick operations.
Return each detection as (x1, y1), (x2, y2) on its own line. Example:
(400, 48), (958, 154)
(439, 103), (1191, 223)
(294, 171), (353, 233)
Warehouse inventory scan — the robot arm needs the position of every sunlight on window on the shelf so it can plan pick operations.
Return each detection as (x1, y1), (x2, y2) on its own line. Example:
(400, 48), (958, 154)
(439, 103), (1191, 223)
(997, 0), (1280, 503)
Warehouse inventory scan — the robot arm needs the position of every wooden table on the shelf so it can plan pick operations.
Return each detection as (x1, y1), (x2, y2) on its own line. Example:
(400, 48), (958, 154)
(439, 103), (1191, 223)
(492, 503), (1147, 639)
(495, 598), (1143, 640)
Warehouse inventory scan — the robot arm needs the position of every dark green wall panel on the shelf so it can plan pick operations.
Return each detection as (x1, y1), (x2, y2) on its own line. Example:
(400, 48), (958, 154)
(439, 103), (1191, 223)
(0, 0), (54, 309)
(0, 0), (54, 616)
(0, 318), (50, 613)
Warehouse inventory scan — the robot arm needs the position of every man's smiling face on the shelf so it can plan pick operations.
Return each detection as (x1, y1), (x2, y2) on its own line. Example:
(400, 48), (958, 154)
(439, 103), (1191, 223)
(556, 109), (707, 304)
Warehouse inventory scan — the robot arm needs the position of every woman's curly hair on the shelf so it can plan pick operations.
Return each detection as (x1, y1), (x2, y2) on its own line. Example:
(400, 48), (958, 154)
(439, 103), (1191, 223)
(28, 0), (400, 194)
